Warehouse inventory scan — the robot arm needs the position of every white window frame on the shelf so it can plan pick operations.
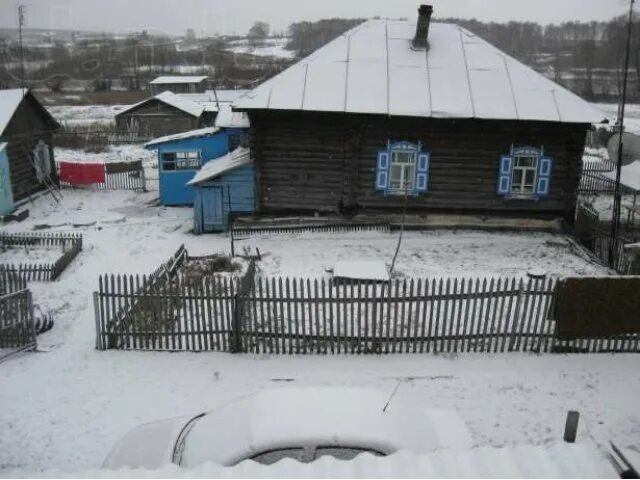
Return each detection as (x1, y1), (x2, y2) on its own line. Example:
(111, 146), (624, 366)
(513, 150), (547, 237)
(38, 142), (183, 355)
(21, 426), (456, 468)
(510, 154), (539, 196)
(162, 151), (202, 171)
(388, 148), (418, 195)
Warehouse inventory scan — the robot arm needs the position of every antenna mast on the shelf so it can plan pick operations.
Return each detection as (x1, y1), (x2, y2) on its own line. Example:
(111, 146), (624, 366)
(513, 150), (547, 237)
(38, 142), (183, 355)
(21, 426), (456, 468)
(18, 4), (26, 93)
(610, 0), (635, 266)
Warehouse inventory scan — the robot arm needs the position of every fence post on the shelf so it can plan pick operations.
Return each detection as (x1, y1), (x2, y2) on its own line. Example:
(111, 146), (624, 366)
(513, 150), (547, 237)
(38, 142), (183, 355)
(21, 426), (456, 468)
(231, 260), (256, 353)
(93, 291), (103, 350)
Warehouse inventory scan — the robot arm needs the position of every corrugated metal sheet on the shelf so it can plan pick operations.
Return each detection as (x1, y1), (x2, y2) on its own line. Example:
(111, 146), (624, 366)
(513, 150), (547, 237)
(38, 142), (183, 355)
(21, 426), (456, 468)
(145, 127), (219, 148)
(86, 443), (618, 478)
(234, 20), (604, 124)
(150, 76), (208, 84)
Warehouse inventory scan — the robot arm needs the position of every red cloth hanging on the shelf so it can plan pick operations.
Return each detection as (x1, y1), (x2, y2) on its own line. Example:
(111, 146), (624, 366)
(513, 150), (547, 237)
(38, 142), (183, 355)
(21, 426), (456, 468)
(59, 162), (105, 185)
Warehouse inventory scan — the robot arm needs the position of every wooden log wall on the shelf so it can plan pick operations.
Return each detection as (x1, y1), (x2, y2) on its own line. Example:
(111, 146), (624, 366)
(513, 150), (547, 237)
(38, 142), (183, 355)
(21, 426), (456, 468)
(3, 95), (59, 201)
(249, 111), (589, 225)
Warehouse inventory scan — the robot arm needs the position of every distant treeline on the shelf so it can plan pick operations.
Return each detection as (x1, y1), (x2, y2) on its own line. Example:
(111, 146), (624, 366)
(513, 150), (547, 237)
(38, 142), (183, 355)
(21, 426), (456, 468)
(0, 14), (638, 101)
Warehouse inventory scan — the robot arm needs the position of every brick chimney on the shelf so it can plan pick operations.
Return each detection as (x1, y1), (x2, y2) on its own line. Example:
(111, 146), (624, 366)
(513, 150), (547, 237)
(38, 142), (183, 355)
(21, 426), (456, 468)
(412, 4), (433, 49)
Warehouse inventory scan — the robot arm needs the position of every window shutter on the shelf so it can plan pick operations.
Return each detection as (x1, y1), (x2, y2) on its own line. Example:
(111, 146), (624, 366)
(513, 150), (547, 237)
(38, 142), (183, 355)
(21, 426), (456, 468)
(416, 152), (430, 193)
(375, 151), (390, 192)
(537, 156), (553, 197)
(497, 155), (512, 195)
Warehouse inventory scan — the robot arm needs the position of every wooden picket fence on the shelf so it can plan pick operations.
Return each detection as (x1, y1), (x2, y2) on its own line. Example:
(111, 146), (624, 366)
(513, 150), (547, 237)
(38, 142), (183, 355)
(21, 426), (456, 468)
(575, 203), (638, 274)
(97, 168), (146, 192)
(56, 161), (146, 192)
(232, 223), (390, 237)
(94, 269), (584, 354)
(0, 233), (83, 282)
(0, 289), (36, 361)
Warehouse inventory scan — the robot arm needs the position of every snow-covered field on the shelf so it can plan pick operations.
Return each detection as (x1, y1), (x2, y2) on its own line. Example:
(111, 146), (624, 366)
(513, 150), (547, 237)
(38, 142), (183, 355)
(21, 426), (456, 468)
(47, 105), (129, 127)
(0, 145), (633, 477)
(594, 103), (640, 135)
(226, 37), (296, 59)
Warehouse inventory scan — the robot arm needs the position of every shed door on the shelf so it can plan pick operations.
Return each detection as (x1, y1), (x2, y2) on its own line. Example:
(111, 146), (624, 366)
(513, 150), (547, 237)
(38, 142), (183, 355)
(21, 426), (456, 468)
(0, 149), (14, 216)
(201, 186), (225, 232)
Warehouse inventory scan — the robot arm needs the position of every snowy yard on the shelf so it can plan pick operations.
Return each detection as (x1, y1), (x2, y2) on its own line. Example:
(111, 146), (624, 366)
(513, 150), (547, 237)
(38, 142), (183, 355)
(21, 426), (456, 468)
(0, 169), (634, 476)
(594, 103), (640, 136)
(46, 105), (128, 127)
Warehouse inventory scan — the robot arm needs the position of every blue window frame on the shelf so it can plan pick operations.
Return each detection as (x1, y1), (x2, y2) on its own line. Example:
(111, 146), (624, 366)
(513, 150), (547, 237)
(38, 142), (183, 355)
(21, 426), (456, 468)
(497, 146), (553, 198)
(376, 141), (430, 195)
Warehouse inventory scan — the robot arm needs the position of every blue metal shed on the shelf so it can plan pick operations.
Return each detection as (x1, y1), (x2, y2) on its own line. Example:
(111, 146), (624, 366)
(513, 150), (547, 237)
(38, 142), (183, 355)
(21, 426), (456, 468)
(145, 126), (247, 206)
(188, 147), (254, 233)
(0, 143), (15, 217)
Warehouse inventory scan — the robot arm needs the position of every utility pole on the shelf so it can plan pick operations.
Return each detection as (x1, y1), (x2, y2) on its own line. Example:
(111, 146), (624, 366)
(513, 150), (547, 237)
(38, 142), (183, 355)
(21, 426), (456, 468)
(610, 0), (635, 267)
(18, 5), (26, 93)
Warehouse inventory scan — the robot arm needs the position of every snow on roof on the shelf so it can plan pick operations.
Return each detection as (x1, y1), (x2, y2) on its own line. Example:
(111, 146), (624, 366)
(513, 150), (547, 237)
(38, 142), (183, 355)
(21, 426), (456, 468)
(97, 443), (617, 478)
(118, 91), (204, 118)
(150, 76), (208, 84)
(145, 126), (219, 149)
(187, 147), (251, 185)
(180, 387), (472, 468)
(180, 90), (251, 113)
(214, 104), (250, 128)
(0, 88), (26, 134)
(603, 160), (640, 192)
(234, 20), (604, 124)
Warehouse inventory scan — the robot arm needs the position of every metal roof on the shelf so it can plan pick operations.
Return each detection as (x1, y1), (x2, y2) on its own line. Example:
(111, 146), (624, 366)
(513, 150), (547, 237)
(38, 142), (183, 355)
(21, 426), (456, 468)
(117, 91), (204, 118)
(150, 76), (208, 84)
(0, 89), (26, 134)
(187, 147), (251, 185)
(234, 20), (604, 124)
(144, 126), (220, 149)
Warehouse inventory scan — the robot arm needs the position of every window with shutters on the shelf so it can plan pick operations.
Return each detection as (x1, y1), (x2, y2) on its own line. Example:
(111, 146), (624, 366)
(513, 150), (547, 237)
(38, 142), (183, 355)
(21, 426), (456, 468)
(497, 146), (553, 198)
(376, 141), (429, 196)
(511, 155), (538, 195)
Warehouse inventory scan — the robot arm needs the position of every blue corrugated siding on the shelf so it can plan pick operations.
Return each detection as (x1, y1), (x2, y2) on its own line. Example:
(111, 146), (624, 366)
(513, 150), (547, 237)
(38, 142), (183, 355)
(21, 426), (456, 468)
(194, 164), (255, 233)
(154, 128), (246, 206)
(0, 147), (14, 216)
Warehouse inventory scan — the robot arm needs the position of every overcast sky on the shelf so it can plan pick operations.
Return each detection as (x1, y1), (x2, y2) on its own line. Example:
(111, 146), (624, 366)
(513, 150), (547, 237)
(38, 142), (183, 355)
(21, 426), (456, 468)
(0, 0), (632, 36)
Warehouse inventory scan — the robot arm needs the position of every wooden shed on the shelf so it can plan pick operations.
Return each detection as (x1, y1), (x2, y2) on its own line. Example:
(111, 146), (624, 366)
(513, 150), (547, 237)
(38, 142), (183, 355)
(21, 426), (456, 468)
(233, 5), (605, 227)
(188, 147), (254, 233)
(0, 89), (60, 206)
(149, 76), (208, 95)
(144, 114), (249, 206)
(115, 91), (205, 138)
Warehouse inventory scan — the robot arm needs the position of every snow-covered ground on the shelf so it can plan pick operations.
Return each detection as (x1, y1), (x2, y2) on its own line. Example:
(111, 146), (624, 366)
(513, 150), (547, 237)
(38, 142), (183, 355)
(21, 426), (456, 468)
(47, 105), (129, 127)
(593, 103), (640, 136)
(226, 37), (296, 59)
(241, 230), (608, 279)
(0, 146), (632, 477)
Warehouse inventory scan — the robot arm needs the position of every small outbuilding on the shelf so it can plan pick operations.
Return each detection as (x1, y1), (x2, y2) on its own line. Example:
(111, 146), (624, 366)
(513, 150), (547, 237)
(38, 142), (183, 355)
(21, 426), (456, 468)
(144, 109), (249, 206)
(233, 5), (605, 227)
(187, 147), (254, 233)
(116, 90), (250, 138)
(149, 76), (208, 95)
(0, 88), (60, 210)
(115, 91), (205, 138)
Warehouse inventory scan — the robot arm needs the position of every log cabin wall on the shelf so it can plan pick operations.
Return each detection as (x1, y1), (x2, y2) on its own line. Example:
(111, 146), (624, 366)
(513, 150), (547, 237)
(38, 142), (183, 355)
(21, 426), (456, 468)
(248, 110), (588, 226)
(2, 95), (58, 201)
